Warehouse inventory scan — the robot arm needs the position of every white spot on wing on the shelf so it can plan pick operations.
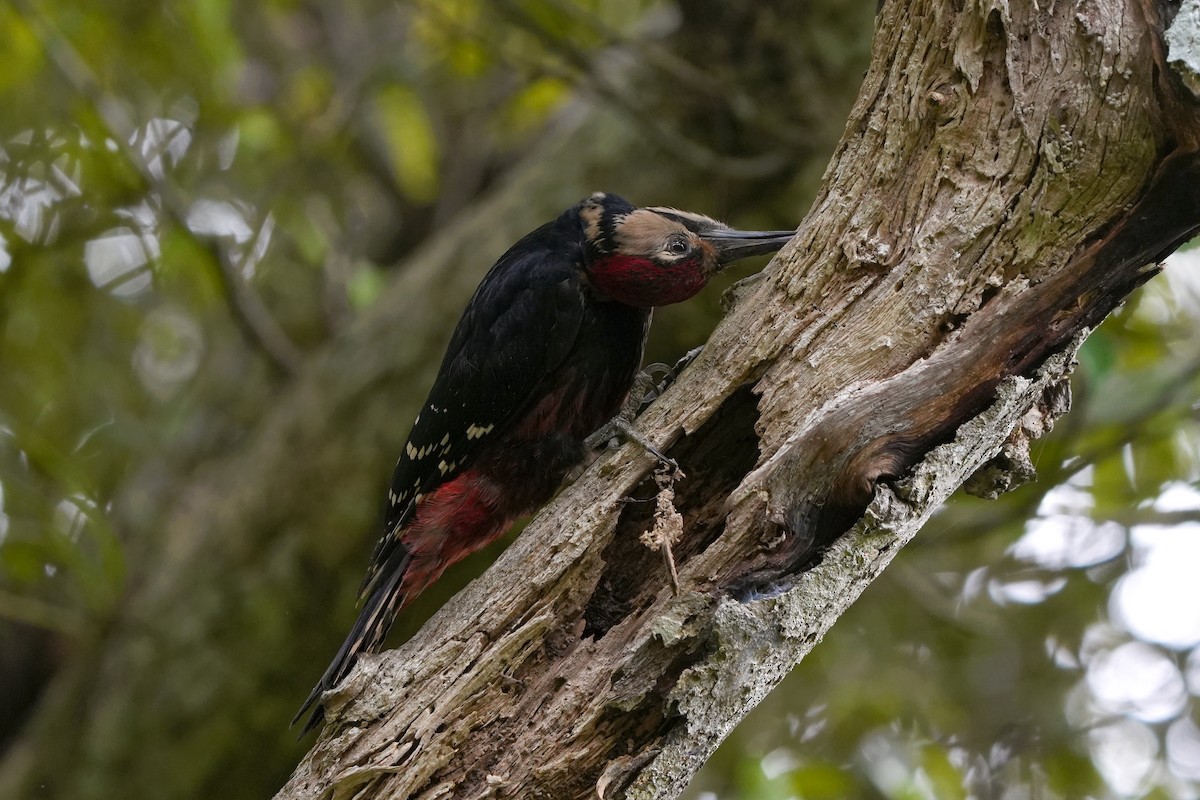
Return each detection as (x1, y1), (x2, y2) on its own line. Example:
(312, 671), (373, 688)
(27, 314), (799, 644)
(466, 423), (495, 440)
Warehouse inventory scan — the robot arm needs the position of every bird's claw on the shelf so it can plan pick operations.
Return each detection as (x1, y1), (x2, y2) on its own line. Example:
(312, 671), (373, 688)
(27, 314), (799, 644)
(633, 347), (703, 411)
(671, 345), (703, 379)
(585, 416), (681, 476)
(634, 362), (676, 407)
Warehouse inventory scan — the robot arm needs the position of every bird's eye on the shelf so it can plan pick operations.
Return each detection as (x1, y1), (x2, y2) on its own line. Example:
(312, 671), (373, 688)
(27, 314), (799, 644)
(665, 237), (689, 256)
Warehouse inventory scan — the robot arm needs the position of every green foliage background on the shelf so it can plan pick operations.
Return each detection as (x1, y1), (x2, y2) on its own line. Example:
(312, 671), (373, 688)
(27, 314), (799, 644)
(0, 1), (1198, 798)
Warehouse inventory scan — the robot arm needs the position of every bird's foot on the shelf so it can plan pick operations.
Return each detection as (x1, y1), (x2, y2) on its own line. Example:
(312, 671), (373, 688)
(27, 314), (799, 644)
(631, 362), (674, 411)
(669, 345), (704, 380)
(585, 415), (680, 475)
(633, 347), (703, 412)
(584, 350), (705, 472)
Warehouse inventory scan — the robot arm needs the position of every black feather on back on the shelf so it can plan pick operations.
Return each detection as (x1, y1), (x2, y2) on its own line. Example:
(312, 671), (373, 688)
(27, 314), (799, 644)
(359, 214), (588, 601)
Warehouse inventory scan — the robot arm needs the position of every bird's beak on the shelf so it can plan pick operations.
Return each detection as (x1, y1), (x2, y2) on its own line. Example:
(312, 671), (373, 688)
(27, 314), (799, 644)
(701, 228), (796, 262)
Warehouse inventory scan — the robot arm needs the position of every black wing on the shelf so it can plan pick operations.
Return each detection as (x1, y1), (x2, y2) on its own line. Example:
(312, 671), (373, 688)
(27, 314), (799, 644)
(358, 240), (586, 599)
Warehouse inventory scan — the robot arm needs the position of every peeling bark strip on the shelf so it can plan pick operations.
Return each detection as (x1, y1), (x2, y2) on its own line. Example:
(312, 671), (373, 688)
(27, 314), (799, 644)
(279, 2), (1200, 799)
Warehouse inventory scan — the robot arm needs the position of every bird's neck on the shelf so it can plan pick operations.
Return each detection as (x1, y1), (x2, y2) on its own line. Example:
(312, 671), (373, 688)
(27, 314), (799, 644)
(586, 254), (706, 307)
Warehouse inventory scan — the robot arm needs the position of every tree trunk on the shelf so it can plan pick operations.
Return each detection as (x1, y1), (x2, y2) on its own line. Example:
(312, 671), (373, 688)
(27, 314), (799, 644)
(277, 1), (1200, 798)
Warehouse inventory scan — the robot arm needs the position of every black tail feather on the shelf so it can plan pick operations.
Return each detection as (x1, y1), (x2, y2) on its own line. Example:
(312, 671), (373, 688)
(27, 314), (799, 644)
(293, 549), (412, 735)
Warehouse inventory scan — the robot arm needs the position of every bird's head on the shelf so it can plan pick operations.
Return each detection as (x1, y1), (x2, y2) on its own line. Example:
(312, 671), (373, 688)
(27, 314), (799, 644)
(578, 192), (794, 307)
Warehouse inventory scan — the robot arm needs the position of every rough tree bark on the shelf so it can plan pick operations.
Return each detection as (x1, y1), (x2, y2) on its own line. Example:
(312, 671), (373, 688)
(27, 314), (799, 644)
(277, 1), (1200, 798)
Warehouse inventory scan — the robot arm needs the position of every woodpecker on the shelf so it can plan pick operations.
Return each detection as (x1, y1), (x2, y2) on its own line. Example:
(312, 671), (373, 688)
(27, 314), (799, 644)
(295, 192), (792, 732)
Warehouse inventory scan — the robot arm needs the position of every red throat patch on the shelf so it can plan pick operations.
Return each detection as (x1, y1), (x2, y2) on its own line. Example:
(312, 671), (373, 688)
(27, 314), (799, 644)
(586, 255), (707, 307)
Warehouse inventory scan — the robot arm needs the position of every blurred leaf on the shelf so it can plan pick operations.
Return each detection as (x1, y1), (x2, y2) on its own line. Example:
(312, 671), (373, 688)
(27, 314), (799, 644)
(188, 0), (243, 82)
(2, 538), (49, 586)
(787, 761), (857, 798)
(497, 76), (567, 138)
(1078, 332), (1116, 381)
(732, 754), (791, 800)
(156, 225), (223, 305)
(347, 262), (386, 311)
(284, 66), (334, 123)
(412, 0), (493, 78)
(235, 109), (286, 158)
(372, 84), (440, 204)
(920, 744), (966, 800)
(0, 7), (44, 93)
